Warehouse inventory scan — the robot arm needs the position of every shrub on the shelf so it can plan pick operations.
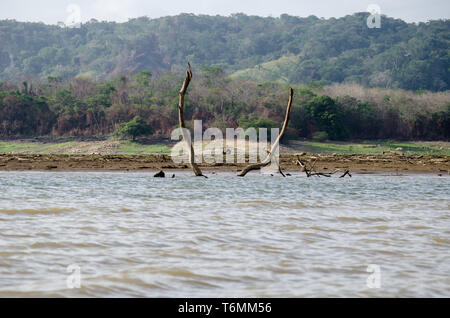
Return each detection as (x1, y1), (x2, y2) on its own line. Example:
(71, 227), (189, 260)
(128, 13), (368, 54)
(304, 95), (349, 140)
(114, 116), (152, 140)
(312, 131), (329, 142)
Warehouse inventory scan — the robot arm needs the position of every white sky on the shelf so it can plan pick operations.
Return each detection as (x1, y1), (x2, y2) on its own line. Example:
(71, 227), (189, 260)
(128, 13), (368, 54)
(0, 0), (448, 24)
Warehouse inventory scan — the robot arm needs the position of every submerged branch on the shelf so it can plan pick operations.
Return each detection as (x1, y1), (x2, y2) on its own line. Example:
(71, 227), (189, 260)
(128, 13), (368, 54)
(296, 155), (350, 178)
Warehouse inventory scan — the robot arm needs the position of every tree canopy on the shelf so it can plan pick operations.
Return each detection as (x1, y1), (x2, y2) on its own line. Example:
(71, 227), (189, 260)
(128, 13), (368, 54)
(0, 13), (448, 91)
(114, 116), (152, 140)
(0, 72), (448, 140)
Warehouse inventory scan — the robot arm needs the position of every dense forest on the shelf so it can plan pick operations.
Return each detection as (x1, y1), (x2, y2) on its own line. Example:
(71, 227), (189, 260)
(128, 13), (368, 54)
(0, 69), (449, 140)
(0, 13), (449, 91)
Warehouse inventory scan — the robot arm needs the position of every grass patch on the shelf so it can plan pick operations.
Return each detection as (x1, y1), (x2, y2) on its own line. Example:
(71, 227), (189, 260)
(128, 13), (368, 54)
(0, 141), (41, 153)
(0, 139), (448, 155)
(230, 55), (298, 83)
(0, 141), (76, 154)
(288, 140), (449, 155)
(116, 141), (172, 154)
(34, 142), (77, 153)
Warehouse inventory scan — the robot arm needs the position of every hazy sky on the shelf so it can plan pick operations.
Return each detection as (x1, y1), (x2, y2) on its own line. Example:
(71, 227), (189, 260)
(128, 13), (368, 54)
(0, 0), (448, 24)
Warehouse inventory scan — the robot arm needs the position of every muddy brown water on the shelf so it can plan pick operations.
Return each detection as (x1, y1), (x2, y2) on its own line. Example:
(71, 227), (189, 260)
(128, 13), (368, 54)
(0, 171), (449, 297)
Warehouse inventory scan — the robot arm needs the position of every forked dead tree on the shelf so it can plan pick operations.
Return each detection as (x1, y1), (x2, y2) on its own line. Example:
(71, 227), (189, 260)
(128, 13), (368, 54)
(237, 88), (294, 177)
(178, 63), (206, 178)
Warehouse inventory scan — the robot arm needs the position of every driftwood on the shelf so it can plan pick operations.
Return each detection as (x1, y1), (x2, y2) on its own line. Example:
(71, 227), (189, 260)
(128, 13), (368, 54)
(339, 170), (352, 178)
(237, 88), (294, 177)
(296, 156), (350, 178)
(178, 63), (206, 178)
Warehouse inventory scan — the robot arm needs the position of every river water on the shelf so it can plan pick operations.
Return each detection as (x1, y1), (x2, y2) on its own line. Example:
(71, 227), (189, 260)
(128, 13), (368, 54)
(0, 171), (448, 297)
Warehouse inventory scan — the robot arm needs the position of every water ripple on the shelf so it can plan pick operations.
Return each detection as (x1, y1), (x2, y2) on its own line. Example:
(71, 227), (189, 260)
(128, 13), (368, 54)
(0, 171), (449, 297)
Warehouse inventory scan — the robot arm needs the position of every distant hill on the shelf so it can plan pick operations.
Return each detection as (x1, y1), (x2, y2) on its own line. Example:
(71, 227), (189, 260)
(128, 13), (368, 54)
(0, 13), (448, 91)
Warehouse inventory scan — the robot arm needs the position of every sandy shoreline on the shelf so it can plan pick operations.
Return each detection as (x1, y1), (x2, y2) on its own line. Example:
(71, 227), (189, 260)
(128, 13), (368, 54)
(0, 153), (448, 175)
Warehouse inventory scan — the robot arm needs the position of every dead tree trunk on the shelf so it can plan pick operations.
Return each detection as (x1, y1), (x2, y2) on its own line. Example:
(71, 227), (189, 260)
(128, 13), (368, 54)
(238, 88), (294, 177)
(178, 63), (206, 178)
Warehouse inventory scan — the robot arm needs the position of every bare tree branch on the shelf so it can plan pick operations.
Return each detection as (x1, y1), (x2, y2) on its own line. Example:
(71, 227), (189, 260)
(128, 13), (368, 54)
(238, 88), (294, 177)
(296, 156), (350, 178)
(178, 63), (206, 178)
(339, 170), (352, 178)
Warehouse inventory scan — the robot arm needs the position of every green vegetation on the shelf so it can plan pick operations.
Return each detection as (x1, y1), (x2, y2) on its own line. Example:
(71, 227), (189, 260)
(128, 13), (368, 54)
(312, 131), (329, 142)
(0, 73), (448, 141)
(0, 140), (447, 155)
(0, 141), (77, 153)
(288, 140), (450, 155)
(0, 13), (448, 143)
(0, 13), (448, 91)
(114, 116), (152, 140)
(304, 96), (349, 140)
(116, 141), (171, 154)
(0, 140), (171, 154)
(238, 117), (279, 130)
(1, 13), (448, 158)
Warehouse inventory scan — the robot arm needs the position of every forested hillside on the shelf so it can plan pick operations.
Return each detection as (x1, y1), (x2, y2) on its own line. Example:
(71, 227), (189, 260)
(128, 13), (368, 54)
(0, 70), (449, 140)
(0, 13), (448, 91)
